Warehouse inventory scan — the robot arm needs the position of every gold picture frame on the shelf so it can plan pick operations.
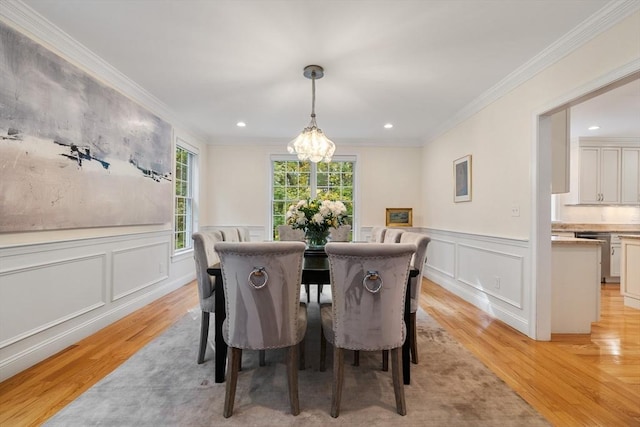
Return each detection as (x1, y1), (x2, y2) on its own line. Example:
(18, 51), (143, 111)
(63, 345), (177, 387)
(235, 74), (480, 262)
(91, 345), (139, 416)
(385, 208), (413, 227)
(454, 154), (472, 202)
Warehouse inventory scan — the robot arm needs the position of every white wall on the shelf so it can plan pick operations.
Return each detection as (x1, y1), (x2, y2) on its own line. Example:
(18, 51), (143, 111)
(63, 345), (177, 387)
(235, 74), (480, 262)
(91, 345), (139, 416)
(422, 10), (640, 338)
(203, 143), (423, 236)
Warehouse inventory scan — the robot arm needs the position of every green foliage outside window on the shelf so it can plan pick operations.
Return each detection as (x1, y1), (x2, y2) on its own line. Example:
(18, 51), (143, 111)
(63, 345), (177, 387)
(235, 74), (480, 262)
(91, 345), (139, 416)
(272, 159), (354, 239)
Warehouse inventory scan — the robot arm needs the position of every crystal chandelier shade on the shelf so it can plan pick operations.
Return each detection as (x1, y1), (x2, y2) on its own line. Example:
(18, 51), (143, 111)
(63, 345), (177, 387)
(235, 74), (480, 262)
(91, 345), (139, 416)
(287, 65), (335, 163)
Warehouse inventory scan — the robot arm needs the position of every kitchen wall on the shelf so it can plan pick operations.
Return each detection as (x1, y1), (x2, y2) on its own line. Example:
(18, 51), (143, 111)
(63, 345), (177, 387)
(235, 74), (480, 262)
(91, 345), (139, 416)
(553, 194), (640, 223)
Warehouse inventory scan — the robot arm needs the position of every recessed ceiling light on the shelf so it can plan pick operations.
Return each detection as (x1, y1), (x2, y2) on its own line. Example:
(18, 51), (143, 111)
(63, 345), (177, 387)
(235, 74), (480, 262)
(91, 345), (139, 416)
(588, 125), (600, 130)
(237, 121), (246, 127)
(384, 123), (393, 129)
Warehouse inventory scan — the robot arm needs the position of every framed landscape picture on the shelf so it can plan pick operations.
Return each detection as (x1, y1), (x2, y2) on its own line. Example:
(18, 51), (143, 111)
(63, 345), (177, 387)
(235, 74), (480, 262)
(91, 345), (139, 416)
(386, 208), (413, 227)
(454, 155), (472, 202)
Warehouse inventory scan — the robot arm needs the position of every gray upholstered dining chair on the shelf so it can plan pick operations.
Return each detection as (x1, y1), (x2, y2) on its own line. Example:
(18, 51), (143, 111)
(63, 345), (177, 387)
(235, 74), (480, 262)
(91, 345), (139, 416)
(220, 228), (241, 242)
(329, 224), (351, 242)
(215, 241), (307, 417)
(277, 224), (305, 242)
(381, 232), (431, 368)
(236, 226), (251, 242)
(369, 226), (387, 242)
(192, 230), (224, 364)
(383, 228), (404, 243)
(319, 242), (416, 417)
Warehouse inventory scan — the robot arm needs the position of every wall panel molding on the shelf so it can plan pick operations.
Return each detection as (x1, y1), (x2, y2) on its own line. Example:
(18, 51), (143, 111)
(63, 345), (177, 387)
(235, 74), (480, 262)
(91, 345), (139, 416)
(0, 230), (192, 382)
(0, 253), (106, 348)
(111, 241), (170, 301)
(422, 227), (532, 337)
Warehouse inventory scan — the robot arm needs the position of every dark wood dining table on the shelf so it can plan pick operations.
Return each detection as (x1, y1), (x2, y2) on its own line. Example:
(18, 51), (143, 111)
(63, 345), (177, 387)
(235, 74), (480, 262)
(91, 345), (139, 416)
(207, 248), (418, 384)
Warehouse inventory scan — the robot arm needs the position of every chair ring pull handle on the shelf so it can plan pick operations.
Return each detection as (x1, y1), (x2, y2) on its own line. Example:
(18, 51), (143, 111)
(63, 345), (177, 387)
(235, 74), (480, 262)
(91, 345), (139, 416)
(248, 267), (268, 289)
(363, 270), (383, 294)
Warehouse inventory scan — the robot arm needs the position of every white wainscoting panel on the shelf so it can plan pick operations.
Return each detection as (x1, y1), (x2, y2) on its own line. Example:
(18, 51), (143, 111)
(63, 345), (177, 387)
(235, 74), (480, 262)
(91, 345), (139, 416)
(457, 243), (524, 309)
(0, 253), (106, 347)
(423, 228), (532, 337)
(0, 230), (193, 381)
(112, 242), (169, 301)
(426, 237), (456, 278)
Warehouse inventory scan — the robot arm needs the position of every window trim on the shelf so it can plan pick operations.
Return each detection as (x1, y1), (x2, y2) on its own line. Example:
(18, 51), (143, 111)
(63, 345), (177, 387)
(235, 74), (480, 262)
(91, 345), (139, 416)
(174, 139), (199, 255)
(268, 154), (358, 240)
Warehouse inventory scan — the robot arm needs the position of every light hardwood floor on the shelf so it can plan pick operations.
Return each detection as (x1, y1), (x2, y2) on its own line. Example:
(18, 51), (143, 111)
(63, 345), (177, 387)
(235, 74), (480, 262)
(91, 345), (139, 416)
(0, 280), (638, 426)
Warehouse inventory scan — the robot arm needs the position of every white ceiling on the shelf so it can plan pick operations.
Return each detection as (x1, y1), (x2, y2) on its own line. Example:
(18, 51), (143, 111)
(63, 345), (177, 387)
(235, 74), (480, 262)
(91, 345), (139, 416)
(20, 0), (638, 145)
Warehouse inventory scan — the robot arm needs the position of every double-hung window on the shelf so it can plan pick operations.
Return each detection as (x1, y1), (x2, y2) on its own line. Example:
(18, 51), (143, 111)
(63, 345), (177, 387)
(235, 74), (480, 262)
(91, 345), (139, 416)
(271, 156), (355, 239)
(174, 144), (196, 252)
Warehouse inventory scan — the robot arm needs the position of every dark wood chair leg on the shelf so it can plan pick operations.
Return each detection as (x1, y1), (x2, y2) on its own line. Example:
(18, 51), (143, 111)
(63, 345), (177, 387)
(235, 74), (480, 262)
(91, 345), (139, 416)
(320, 327), (327, 372)
(305, 284), (310, 303)
(352, 350), (360, 366)
(287, 345), (300, 415)
(331, 347), (344, 418)
(259, 350), (266, 366)
(299, 337), (305, 370)
(197, 311), (209, 364)
(382, 350), (389, 371)
(410, 312), (418, 364)
(224, 347), (242, 418)
(238, 349), (243, 371)
(317, 284), (323, 302)
(391, 347), (407, 415)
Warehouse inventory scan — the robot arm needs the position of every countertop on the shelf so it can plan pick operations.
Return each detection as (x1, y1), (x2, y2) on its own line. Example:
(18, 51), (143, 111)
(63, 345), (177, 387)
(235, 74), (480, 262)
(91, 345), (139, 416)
(618, 234), (640, 241)
(551, 223), (640, 233)
(551, 236), (605, 245)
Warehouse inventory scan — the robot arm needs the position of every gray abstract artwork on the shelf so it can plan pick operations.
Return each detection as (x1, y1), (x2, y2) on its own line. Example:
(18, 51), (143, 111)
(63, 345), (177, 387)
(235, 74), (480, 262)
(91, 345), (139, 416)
(0, 21), (172, 232)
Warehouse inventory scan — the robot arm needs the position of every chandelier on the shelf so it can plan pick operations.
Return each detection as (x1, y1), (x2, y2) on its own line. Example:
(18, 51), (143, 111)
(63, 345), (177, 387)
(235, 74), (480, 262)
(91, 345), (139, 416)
(287, 65), (335, 163)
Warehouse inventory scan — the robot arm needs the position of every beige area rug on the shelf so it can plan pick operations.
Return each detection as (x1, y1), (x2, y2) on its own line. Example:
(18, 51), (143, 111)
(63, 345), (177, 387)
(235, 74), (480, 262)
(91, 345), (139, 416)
(45, 292), (549, 426)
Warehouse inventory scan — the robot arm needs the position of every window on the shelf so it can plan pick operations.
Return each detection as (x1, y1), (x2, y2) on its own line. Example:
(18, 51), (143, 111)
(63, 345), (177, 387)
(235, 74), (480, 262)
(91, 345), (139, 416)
(174, 145), (195, 252)
(271, 157), (355, 239)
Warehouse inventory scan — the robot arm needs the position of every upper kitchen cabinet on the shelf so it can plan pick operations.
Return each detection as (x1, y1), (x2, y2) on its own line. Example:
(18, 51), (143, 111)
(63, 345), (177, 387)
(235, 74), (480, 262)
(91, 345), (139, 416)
(568, 137), (640, 205)
(621, 148), (640, 205)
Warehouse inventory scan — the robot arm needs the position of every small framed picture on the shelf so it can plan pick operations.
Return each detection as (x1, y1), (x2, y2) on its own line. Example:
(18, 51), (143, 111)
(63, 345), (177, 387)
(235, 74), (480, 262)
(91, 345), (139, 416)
(454, 155), (472, 202)
(385, 208), (413, 227)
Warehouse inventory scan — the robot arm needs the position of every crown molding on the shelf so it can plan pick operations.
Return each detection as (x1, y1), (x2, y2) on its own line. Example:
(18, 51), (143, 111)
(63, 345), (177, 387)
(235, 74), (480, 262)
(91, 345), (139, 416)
(0, 0), (208, 143)
(423, 0), (640, 145)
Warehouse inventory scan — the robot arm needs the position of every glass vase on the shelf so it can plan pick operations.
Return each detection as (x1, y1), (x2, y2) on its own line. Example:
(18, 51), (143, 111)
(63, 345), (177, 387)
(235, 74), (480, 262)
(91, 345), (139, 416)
(306, 228), (330, 249)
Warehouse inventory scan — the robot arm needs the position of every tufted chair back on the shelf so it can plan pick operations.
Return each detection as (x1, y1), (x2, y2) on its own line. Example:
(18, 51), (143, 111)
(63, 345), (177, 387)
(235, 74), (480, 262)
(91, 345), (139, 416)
(220, 228), (240, 242)
(369, 226), (386, 242)
(383, 228), (404, 243)
(399, 232), (431, 310)
(277, 224), (305, 241)
(323, 242), (415, 350)
(192, 230), (224, 363)
(329, 224), (351, 242)
(236, 226), (251, 242)
(216, 241), (307, 350)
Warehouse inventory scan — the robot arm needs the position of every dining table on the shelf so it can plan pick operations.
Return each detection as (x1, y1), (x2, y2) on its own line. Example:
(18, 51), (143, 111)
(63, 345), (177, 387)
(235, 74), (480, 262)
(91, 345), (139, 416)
(207, 247), (419, 384)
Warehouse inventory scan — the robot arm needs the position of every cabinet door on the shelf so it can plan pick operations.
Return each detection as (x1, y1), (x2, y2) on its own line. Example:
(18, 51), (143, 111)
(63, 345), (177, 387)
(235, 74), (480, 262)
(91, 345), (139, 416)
(600, 147), (621, 204)
(621, 148), (640, 204)
(579, 147), (600, 203)
(610, 243), (621, 278)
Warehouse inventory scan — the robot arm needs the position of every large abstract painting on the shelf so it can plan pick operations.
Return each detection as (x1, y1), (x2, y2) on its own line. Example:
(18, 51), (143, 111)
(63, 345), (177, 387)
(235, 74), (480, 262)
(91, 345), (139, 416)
(0, 21), (172, 232)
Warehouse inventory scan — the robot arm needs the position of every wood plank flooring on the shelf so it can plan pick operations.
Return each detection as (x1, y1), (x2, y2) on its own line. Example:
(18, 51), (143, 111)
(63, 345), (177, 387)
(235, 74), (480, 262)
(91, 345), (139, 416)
(1, 280), (638, 426)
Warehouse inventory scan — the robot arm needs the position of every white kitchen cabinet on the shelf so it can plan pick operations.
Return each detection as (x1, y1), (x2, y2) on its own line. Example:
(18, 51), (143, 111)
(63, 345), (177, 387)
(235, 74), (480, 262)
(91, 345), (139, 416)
(610, 236), (621, 278)
(551, 237), (601, 333)
(620, 235), (640, 309)
(568, 138), (640, 205)
(621, 148), (640, 204)
(578, 146), (620, 204)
